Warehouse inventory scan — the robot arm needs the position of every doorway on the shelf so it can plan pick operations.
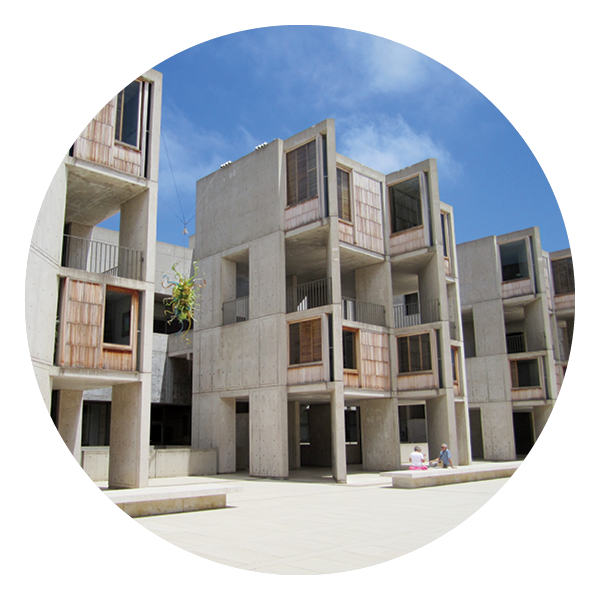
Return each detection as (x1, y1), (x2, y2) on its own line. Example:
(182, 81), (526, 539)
(513, 411), (534, 456)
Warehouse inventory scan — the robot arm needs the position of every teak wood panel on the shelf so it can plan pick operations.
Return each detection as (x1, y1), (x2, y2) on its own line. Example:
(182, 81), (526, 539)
(501, 278), (534, 299)
(511, 387), (545, 401)
(554, 293), (575, 311)
(359, 331), (389, 390)
(285, 197), (321, 230)
(344, 371), (359, 388)
(390, 226), (426, 255)
(287, 364), (326, 385)
(353, 173), (384, 254)
(74, 97), (142, 177)
(339, 220), (354, 244)
(396, 372), (436, 391)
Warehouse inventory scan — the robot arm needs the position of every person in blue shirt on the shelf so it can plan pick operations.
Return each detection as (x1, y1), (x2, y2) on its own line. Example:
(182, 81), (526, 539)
(430, 443), (456, 468)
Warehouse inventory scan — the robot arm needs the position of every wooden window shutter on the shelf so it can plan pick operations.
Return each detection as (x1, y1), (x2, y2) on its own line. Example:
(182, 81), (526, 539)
(286, 140), (317, 206)
(311, 318), (322, 362)
(289, 322), (300, 364)
(510, 361), (518, 387)
(337, 168), (351, 222)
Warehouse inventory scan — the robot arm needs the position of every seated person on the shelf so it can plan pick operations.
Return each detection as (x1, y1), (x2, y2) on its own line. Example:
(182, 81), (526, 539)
(408, 445), (428, 470)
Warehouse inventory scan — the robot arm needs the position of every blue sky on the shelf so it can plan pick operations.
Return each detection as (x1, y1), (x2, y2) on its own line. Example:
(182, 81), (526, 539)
(108, 26), (568, 252)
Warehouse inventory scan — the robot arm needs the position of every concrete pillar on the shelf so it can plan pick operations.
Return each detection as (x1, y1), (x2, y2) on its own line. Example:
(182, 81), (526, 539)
(192, 393), (236, 474)
(109, 380), (151, 488)
(330, 383), (347, 483)
(454, 400), (472, 465)
(533, 404), (553, 443)
(249, 387), (288, 478)
(360, 398), (401, 471)
(57, 390), (84, 465)
(481, 401), (516, 461)
(426, 394), (459, 464)
(288, 401), (301, 470)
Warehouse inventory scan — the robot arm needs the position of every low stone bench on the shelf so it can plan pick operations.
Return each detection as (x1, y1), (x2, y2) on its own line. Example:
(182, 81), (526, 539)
(104, 483), (243, 517)
(381, 461), (521, 489)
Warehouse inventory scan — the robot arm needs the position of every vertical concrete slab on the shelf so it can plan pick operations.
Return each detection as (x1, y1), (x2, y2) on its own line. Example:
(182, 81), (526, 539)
(426, 395), (459, 464)
(330, 383), (347, 483)
(481, 401), (516, 461)
(57, 390), (84, 465)
(533, 404), (553, 442)
(454, 401), (472, 465)
(360, 398), (401, 471)
(249, 387), (288, 478)
(109, 380), (151, 488)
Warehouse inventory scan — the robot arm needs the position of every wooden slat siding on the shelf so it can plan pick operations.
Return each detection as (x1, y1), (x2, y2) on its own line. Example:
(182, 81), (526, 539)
(61, 279), (104, 369)
(554, 293), (575, 311)
(287, 364), (326, 385)
(339, 220), (354, 244)
(502, 278), (534, 299)
(353, 173), (384, 253)
(102, 349), (134, 371)
(285, 197), (321, 230)
(344, 371), (359, 388)
(390, 225), (426, 255)
(511, 387), (545, 401)
(359, 331), (389, 390)
(397, 372), (436, 391)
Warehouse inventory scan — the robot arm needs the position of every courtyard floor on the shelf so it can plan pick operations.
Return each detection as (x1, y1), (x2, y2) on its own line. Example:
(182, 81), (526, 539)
(105, 466), (511, 575)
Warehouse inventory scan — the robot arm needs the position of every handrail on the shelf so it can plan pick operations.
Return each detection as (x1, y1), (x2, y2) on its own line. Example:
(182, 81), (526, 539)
(286, 278), (332, 313)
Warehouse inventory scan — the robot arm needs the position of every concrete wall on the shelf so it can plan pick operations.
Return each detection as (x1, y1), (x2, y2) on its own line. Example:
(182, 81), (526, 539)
(360, 398), (401, 471)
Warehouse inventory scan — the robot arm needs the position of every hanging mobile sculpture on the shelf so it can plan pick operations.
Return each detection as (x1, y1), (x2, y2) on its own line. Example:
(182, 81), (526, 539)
(162, 260), (205, 339)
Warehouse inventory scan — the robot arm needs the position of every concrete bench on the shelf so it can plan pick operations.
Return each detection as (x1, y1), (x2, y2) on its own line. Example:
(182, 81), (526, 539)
(381, 461), (521, 489)
(104, 483), (243, 517)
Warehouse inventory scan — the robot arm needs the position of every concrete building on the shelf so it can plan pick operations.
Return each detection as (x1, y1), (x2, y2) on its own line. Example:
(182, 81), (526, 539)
(192, 119), (471, 483)
(457, 229), (574, 460)
(26, 70), (164, 488)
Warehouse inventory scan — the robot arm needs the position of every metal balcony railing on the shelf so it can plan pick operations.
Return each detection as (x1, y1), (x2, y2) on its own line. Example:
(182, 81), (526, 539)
(342, 297), (386, 327)
(223, 296), (249, 325)
(62, 234), (144, 281)
(393, 299), (439, 329)
(286, 278), (332, 313)
(506, 332), (547, 354)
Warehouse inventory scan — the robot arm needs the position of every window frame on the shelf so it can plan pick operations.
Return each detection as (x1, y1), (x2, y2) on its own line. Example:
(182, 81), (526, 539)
(103, 285), (138, 351)
(336, 166), (352, 223)
(114, 80), (144, 150)
(342, 327), (358, 372)
(286, 139), (318, 208)
(397, 332), (433, 375)
(389, 174), (424, 235)
(551, 256), (575, 295)
(510, 357), (542, 389)
(288, 317), (323, 366)
(499, 238), (531, 283)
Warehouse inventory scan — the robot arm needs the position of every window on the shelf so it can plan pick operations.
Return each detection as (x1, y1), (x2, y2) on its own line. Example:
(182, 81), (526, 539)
(345, 407), (359, 444)
(500, 239), (529, 282)
(451, 346), (460, 385)
(552, 257), (575, 295)
(115, 80), (142, 148)
(337, 168), (351, 222)
(441, 212), (451, 258)
(342, 328), (357, 370)
(398, 333), (432, 374)
(104, 288), (134, 346)
(286, 140), (318, 206)
(510, 359), (541, 388)
(389, 175), (423, 234)
(289, 318), (322, 365)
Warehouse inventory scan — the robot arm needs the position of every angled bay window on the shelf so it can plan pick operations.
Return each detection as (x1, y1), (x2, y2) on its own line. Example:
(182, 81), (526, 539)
(552, 257), (575, 295)
(286, 140), (318, 206)
(389, 175), (423, 234)
(115, 80), (142, 148)
(398, 333), (432, 374)
(500, 239), (529, 282)
(289, 318), (322, 365)
(337, 167), (352, 222)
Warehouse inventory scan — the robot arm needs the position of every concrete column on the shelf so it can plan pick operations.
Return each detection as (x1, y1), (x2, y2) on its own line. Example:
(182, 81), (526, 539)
(454, 401), (472, 465)
(288, 401), (301, 470)
(330, 383), (347, 483)
(481, 401), (516, 461)
(57, 390), (84, 465)
(249, 387), (288, 478)
(533, 404), (553, 442)
(426, 394), (459, 464)
(109, 379), (151, 488)
(192, 393), (236, 473)
(360, 398), (401, 471)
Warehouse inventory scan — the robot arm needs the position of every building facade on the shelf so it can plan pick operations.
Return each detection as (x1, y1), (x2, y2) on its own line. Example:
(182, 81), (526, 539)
(192, 119), (471, 482)
(457, 229), (574, 460)
(26, 70), (164, 488)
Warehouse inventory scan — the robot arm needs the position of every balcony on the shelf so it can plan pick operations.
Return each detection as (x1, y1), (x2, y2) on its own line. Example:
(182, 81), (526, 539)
(62, 234), (144, 281)
(393, 299), (439, 329)
(222, 296), (249, 325)
(506, 332), (547, 354)
(342, 298), (386, 327)
(286, 278), (332, 313)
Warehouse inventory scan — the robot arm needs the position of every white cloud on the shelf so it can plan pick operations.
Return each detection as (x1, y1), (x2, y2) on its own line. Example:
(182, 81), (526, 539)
(337, 115), (461, 180)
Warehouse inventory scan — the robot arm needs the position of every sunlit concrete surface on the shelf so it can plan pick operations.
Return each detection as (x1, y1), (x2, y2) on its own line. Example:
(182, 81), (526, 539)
(123, 467), (509, 575)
